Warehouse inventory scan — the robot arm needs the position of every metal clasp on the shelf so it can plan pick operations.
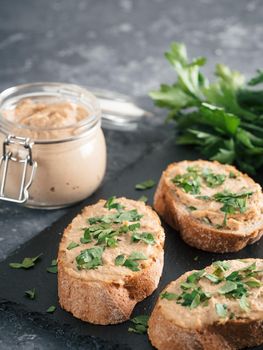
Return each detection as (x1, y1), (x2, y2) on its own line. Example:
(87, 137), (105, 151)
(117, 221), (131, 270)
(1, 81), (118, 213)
(0, 135), (37, 203)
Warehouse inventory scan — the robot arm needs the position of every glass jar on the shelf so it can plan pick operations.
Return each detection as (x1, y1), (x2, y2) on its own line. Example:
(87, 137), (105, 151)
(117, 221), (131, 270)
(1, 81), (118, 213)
(0, 83), (107, 209)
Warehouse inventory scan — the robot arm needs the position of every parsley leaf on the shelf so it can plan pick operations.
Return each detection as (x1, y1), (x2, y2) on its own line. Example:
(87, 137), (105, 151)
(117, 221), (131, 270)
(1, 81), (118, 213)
(202, 171), (226, 188)
(160, 291), (178, 300)
(138, 195), (148, 203)
(104, 196), (124, 211)
(25, 288), (36, 300)
(172, 167), (201, 194)
(135, 179), (155, 190)
(150, 41), (263, 174)
(131, 232), (155, 245)
(239, 294), (250, 312)
(76, 247), (104, 270)
(213, 190), (254, 225)
(46, 259), (58, 274)
(46, 305), (56, 313)
(9, 254), (42, 269)
(115, 254), (125, 266)
(128, 315), (149, 334)
(215, 303), (228, 318)
(219, 281), (237, 294)
(115, 252), (148, 272)
(67, 241), (79, 250)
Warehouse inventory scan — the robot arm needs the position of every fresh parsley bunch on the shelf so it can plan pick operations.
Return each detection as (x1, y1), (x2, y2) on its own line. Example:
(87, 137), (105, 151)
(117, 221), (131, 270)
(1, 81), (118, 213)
(150, 42), (263, 174)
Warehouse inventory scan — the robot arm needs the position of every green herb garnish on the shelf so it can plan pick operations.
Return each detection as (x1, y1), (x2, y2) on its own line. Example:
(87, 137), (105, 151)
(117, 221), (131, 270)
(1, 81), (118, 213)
(188, 206), (197, 211)
(104, 196), (124, 211)
(215, 303), (228, 318)
(46, 305), (56, 313)
(46, 259), (58, 274)
(172, 168), (201, 194)
(239, 294), (250, 312)
(135, 179), (155, 190)
(9, 254), (42, 269)
(213, 190), (254, 225)
(25, 288), (36, 300)
(67, 241), (80, 250)
(202, 171), (226, 188)
(150, 41), (263, 174)
(229, 171), (237, 179)
(138, 195), (148, 203)
(115, 252), (148, 272)
(128, 315), (149, 334)
(160, 291), (178, 300)
(115, 254), (126, 266)
(76, 247), (104, 270)
(131, 232), (155, 245)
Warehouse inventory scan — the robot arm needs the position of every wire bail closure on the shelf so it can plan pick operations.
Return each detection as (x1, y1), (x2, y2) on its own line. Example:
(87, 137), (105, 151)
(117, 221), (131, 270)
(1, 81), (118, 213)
(0, 135), (37, 203)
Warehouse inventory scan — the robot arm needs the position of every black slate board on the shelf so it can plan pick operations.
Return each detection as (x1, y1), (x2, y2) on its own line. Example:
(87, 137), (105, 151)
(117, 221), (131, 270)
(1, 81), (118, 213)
(0, 139), (262, 350)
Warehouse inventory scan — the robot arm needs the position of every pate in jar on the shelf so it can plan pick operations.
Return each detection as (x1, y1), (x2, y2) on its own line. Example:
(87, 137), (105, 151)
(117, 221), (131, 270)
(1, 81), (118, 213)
(0, 83), (107, 209)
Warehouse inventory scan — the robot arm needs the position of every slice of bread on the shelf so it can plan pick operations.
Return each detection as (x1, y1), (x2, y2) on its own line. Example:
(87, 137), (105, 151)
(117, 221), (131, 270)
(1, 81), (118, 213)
(148, 259), (263, 350)
(154, 160), (263, 253)
(58, 197), (165, 325)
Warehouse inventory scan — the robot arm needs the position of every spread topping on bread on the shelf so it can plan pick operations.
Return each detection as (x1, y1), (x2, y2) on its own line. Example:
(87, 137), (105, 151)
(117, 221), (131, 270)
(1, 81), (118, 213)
(160, 259), (263, 326)
(60, 197), (163, 280)
(168, 161), (262, 230)
(70, 197), (156, 272)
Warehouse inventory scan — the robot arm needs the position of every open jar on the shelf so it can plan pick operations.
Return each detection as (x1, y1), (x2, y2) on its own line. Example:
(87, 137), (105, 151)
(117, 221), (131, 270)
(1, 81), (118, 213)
(0, 83), (106, 209)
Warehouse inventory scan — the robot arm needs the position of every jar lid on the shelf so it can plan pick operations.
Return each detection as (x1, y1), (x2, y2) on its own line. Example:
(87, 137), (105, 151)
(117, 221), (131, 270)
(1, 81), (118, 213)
(91, 88), (151, 131)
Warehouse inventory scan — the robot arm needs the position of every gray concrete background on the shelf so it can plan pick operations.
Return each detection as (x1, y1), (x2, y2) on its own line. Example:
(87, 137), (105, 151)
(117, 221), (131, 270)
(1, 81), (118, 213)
(0, 0), (262, 349)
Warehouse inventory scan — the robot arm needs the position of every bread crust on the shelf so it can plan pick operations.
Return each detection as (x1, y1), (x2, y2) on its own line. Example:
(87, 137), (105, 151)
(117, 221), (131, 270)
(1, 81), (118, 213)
(58, 198), (164, 325)
(154, 161), (263, 253)
(148, 307), (263, 350)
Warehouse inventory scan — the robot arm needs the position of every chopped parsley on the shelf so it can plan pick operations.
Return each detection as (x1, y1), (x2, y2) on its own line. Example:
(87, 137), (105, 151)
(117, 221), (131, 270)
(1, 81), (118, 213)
(76, 247), (104, 270)
(135, 179), (155, 190)
(172, 166), (227, 194)
(178, 286), (211, 309)
(75, 197), (155, 272)
(46, 305), (56, 313)
(115, 252), (148, 272)
(25, 288), (36, 300)
(115, 254), (126, 266)
(213, 190), (254, 225)
(138, 195), (148, 203)
(161, 291), (178, 300)
(188, 206), (197, 211)
(215, 303), (228, 318)
(239, 294), (250, 312)
(202, 171), (226, 188)
(104, 196), (124, 211)
(131, 232), (155, 245)
(161, 260), (262, 317)
(46, 259), (58, 274)
(229, 171), (237, 179)
(67, 241), (79, 250)
(128, 315), (149, 334)
(172, 167), (201, 194)
(9, 254), (42, 269)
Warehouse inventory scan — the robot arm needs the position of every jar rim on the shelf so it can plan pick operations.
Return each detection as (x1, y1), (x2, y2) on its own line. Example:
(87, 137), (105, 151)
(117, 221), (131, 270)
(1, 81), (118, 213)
(0, 82), (101, 144)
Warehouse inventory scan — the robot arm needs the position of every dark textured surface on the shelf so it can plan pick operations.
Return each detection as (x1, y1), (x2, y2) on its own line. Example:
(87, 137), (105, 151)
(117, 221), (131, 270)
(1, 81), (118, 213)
(1, 140), (262, 350)
(0, 0), (263, 349)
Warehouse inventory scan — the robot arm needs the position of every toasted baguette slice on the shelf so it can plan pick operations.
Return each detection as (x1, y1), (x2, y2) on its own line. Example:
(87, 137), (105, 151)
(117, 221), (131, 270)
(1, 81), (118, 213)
(58, 197), (165, 325)
(154, 160), (263, 253)
(148, 259), (263, 350)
